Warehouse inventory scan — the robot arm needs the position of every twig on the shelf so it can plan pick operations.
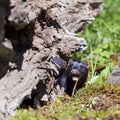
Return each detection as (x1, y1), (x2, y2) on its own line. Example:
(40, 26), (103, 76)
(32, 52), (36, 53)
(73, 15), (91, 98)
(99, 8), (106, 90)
(71, 76), (81, 97)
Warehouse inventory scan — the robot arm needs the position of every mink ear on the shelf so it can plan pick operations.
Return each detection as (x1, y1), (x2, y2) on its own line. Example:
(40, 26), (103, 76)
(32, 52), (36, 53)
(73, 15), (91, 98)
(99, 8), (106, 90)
(83, 62), (89, 69)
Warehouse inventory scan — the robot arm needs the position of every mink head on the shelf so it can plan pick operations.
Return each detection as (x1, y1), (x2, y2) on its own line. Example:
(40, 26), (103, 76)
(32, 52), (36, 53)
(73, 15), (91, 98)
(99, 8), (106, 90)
(67, 60), (88, 81)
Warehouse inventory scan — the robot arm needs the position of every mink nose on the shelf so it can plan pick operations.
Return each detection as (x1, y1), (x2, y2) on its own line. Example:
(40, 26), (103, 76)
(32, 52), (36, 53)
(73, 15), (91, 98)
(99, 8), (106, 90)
(71, 69), (78, 75)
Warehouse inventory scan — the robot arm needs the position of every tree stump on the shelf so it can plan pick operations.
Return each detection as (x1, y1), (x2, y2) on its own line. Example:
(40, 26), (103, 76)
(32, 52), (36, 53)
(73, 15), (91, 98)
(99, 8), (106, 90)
(0, 0), (103, 119)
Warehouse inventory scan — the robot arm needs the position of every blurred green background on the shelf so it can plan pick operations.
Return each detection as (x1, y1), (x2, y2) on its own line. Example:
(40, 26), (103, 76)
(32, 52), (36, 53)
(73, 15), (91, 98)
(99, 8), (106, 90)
(74, 0), (120, 83)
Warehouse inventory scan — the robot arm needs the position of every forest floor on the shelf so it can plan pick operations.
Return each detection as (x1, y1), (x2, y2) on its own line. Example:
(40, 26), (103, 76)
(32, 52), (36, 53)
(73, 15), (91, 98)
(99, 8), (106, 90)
(10, 0), (120, 119)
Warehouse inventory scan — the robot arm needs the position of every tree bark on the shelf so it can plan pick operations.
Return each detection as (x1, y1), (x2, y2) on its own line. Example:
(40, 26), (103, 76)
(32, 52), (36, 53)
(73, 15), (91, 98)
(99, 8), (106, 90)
(0, 0), (103, 119)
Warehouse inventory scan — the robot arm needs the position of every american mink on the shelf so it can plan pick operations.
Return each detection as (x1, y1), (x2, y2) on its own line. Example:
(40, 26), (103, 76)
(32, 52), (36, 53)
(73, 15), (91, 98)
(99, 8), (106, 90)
(32, 58), (88, 108)
(54, 59), (88, 96)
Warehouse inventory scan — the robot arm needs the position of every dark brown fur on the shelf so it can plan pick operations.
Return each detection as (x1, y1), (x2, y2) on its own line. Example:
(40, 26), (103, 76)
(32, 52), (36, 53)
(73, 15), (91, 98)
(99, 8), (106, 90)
(54, 60), (88, 96)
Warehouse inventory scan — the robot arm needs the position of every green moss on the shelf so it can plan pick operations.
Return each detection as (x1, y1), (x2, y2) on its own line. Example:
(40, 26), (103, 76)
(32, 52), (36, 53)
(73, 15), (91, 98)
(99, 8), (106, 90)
(74, 82), (120, 103)
(80, 82), (120, 96)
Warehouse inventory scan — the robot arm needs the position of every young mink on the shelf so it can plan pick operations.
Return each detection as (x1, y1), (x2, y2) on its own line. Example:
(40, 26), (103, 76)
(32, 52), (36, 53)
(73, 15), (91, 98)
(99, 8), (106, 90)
(54, 59), (88, 96)
(32, 58), (88, 108)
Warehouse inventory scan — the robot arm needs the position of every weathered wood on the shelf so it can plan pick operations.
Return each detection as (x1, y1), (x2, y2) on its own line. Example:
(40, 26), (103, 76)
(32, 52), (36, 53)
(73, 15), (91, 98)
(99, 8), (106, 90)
(0, 0), (103, 119)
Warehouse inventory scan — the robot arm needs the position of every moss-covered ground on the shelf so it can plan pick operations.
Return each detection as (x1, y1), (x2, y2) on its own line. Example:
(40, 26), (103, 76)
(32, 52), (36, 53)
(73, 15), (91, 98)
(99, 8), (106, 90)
(10, 82), (120, 120)
(10, 0), (120, 119)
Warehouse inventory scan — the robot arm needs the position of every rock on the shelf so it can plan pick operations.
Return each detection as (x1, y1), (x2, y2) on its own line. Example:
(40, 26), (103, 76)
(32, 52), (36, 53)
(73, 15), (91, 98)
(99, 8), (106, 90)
(108, 68), (120, 84)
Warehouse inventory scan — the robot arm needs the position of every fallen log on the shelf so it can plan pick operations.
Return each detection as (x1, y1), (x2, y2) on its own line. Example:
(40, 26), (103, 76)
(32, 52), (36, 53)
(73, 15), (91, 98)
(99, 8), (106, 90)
(0, 0), (103, 119)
